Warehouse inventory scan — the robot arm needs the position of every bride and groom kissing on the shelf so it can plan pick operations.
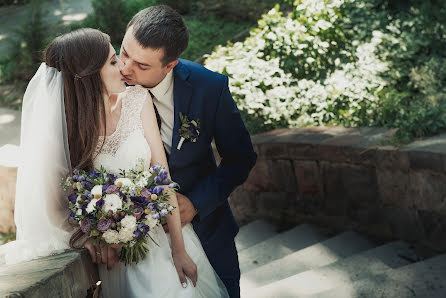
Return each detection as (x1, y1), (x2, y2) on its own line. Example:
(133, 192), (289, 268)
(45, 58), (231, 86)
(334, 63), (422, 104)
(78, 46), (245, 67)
(1, 4), (257, 298)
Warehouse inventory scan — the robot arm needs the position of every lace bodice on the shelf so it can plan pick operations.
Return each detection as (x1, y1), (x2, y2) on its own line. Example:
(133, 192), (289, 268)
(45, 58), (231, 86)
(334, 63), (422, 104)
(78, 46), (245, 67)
(93, 86), (152, 174)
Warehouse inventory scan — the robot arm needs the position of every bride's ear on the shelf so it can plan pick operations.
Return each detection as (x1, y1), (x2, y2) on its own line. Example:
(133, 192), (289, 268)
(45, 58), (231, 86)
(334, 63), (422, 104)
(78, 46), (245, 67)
(164, 60), (179, 74)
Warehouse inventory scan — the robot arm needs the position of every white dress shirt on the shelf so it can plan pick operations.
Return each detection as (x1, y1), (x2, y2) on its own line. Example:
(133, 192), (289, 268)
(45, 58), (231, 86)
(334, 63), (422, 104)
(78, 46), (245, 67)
(148, 70), (174, 154)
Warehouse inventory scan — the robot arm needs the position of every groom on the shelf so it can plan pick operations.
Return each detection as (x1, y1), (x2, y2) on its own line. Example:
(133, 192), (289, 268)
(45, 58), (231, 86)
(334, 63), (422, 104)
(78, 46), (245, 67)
(119, 5), (257, 297)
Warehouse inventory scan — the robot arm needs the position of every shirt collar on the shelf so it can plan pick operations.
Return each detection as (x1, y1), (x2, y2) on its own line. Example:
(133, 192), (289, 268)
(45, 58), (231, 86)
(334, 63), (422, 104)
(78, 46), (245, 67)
(148, 70), (173, 101)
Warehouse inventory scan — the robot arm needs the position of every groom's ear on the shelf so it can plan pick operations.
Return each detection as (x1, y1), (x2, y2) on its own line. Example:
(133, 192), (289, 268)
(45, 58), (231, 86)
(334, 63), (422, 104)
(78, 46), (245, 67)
(164, 60), (179, 74)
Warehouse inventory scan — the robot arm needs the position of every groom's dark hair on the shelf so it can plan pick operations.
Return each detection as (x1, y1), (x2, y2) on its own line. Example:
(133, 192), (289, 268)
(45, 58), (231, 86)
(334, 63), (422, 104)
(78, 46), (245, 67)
(127, 5), (189, 66)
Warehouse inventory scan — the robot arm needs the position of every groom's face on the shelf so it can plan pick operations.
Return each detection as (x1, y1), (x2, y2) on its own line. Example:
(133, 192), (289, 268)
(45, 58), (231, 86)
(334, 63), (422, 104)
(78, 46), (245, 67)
(120, 26), (178, 88)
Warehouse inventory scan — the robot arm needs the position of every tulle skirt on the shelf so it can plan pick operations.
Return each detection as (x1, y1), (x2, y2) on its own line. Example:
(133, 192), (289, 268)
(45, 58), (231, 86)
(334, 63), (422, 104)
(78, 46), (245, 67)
(98, 224), (229, 298)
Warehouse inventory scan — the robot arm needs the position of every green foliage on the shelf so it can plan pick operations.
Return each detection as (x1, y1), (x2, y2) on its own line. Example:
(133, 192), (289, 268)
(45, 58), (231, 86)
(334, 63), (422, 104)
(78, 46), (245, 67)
(205, 0), (446, 142)
(0, 0), (28, 6)
(1, 0), (49, 82)
(182, 15), (251, 61)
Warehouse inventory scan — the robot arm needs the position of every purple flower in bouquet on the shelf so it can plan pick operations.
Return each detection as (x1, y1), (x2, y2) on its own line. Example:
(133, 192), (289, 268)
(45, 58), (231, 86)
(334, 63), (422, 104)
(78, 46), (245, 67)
(96, 198), (105, 208)
(80, 218), (91, 233)
(78, 175), (86, 182)
(153, 165), (161, 171)
(102, 184), (110, 192)
(131, 196), (148, 207)
(89, 170), (100, 178)
(152, 186), (164, 195)
(159, 169), (168, 178)
(154, 176), (162, 184)
(151, 212), (160, 220)
(68, 193), (77, 204)
(97, 218), (112, 232)
(141, 188), (151, 199)
(138, 223), (150, 234)
(72, 175), (79, 182)
(168, 182), (179, 189)
(69, 211), (75, 218)
(133, 229), (143, 239)
(81, 205), (87, 215)
(83, 190), (93, 200)
(159, 209), (168, 217)
(82, 181), (93, 190)
(73, 169), (80, 175)
(148, 202), (155, 211)
(133, 207), (144, 220)
(106, 184), (119, 194)
(162, 177), (170, 185)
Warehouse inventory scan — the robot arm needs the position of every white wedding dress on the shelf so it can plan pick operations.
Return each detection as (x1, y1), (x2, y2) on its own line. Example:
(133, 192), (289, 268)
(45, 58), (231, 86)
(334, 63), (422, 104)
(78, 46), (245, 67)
(93, 85), (228, 298)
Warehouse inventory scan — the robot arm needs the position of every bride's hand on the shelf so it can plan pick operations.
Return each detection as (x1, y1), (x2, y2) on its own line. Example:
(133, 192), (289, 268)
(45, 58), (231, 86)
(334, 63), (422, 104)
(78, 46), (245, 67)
(84, 238), (122, 270)
(172, 250), (197, 288)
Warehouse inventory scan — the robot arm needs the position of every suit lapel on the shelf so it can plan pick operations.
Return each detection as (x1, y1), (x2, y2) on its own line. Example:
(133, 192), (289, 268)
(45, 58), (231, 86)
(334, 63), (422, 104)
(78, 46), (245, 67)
(169, 60), (192, 165)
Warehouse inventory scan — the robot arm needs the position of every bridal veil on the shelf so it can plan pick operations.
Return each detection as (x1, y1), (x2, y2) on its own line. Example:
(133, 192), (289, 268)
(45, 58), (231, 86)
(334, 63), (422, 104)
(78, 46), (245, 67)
(0, 63), (74, 264)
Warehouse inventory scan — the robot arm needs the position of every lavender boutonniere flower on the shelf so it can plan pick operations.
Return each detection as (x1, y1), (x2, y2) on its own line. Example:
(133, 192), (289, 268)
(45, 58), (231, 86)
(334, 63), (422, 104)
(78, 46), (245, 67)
(177, 112), (200, 150)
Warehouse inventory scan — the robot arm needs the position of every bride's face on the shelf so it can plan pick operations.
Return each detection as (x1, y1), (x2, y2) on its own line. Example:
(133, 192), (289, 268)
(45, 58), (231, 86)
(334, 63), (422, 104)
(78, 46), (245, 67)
(100, 44), (126, 95)
(119, 26), (178, 88)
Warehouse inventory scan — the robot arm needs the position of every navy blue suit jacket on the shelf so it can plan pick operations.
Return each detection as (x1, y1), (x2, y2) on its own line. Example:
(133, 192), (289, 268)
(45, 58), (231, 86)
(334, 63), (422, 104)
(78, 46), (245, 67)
(167, 59), (257, 252)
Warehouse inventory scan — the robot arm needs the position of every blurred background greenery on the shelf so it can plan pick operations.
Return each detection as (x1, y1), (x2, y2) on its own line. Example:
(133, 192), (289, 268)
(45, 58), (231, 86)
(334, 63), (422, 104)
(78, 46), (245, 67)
(0, 0), (445, 144)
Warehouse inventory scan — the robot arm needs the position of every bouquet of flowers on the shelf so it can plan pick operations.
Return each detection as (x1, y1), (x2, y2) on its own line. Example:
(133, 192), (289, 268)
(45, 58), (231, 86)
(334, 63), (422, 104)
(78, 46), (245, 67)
(62, 161), (178, 265)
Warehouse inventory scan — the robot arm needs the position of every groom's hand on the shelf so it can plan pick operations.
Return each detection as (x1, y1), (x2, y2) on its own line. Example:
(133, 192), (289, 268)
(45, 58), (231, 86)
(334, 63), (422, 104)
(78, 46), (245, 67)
(177, 193), (198, 226)
(163, 193), (197, 232)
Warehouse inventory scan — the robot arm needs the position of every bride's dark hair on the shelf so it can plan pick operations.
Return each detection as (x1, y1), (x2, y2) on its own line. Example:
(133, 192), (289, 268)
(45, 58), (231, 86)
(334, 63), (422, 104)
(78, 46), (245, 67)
(44, 28), (110, 170)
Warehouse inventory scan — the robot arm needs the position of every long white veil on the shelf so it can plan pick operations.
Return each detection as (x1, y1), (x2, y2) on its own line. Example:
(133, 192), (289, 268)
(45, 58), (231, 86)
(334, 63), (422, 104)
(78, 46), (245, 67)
(0, 63), (75, 264)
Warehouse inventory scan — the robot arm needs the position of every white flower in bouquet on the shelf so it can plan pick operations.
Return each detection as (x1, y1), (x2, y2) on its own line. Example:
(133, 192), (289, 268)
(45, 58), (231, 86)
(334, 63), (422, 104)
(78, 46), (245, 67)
(142, 170), (152, 179)
(144, 215), (158, 229)
(136, 178), (148, 188)
(121, 215), (137, 231)
(86, 198), (99, 213)
(114, 178), (133, 188)
(91, 185), (103, 199)
(103, 229), (120, 244)
(76, 209), (82, 216)
(103, 194), (122, 213)
(118, 227), (135, 243)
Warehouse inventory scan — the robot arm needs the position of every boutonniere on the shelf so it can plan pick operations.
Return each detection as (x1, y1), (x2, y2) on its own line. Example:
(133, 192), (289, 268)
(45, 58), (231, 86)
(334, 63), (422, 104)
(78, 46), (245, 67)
(177, 112), (200, 150)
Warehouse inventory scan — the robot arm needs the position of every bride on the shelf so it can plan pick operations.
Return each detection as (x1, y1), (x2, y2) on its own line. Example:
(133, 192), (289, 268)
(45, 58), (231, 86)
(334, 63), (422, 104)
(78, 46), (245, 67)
(0, 28), (228, 298)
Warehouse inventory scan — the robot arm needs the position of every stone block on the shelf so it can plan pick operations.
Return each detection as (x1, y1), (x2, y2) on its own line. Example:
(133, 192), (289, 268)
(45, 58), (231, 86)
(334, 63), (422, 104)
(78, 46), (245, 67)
(321, 162), (378, 217)
(243, 159), (297, 193)
(288, 143), (319, 160)
(228, 188), (259, 226)
(0, 166), (17, 233)
(407, 150), (444, 172)
(418, 210), (446, 251)
(258, 142), (289, 160)
(408, 170), (446, 214)
(0, 249), (99, 298)
(383, 206), (425, 242)
(376, 169), (410, 207)
(317, 144), (348, 163)
(375, 146), (410, 171)
(344, 146), (377, 166)
(293, 160), (322, 196)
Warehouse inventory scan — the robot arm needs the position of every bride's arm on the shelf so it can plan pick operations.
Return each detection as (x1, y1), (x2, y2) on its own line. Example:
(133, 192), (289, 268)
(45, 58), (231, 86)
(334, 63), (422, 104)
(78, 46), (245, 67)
(140, 95), (197, 287)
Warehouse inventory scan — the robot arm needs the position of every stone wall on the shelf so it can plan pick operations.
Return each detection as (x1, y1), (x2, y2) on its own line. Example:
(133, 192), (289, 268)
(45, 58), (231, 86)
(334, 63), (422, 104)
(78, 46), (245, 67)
(227, 127), (446, 251)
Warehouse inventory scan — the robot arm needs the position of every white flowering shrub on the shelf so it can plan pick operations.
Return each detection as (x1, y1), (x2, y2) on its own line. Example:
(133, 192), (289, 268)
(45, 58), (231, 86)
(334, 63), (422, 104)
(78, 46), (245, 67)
(205, 0), (446, 140)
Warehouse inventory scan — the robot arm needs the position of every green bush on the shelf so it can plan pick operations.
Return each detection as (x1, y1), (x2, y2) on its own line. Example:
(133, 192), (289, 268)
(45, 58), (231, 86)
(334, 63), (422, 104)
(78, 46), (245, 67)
(1, 0), (49, 82)
(205, 0), (446, 141)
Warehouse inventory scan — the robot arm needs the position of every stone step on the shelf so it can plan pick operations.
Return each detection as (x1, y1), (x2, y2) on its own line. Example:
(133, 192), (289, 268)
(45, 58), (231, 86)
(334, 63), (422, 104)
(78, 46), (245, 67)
(235, 220), (278, 252)
(0, 249), (98, 297)
(249, 240), (414, 297)
(305, 253), (446, 298)
(239, 224), (328, 274)
(240, 231), (377, 293)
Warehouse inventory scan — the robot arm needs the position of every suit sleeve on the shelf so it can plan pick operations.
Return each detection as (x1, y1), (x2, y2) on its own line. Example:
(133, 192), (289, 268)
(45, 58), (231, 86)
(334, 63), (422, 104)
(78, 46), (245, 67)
(186, 76), (257, 221)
